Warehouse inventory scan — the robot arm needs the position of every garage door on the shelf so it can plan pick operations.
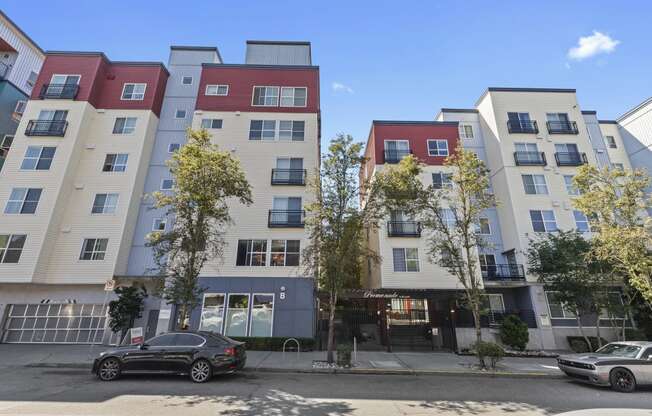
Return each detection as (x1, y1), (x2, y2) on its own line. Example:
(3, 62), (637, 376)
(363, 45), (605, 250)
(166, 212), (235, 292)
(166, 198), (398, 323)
(2, 303), (107, 344)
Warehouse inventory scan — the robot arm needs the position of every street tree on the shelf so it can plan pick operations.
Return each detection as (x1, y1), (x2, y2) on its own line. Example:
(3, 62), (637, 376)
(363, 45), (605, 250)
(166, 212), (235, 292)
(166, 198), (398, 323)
(148, 128), (252, 329)
(108, 285), (148, 340)
(377, 146), (496, 351)
(572, 165), (652, 306)
(303, 134), (385, 364)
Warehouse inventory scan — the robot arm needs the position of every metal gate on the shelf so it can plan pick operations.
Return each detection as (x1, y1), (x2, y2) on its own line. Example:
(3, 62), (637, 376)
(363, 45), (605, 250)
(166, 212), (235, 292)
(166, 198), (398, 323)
(2, 303), (107, 344)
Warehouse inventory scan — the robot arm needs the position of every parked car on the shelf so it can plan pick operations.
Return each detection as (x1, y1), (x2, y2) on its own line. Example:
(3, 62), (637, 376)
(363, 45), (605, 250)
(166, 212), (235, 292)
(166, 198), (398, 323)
(92, 331), (246, 383)
(557, 341), (652, 392)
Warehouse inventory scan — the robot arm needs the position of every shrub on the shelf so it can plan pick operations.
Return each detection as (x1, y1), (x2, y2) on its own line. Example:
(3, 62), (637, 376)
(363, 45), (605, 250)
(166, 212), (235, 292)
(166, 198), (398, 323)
(566, 336), (608, 352)
(336, 344), (353, 367)
(229, 337), (316, 351)
(499, 315), (529, 351)
(473, 341), (505, 370)
(624, 328), (648, 341)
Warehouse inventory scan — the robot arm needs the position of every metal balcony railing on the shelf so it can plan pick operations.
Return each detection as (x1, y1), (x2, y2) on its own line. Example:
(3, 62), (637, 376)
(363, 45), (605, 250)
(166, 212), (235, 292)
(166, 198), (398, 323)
(39, 83), (79, 100)
(456, 309), (538, 328)
(507, 120), (538, 134)
(25, 120), (68, 137)
(555, 152), (587, 166)
(481, 264), (526, 281)
(514, 151), (546, 166)
(546, 120), (579, 134)
(387, 221), (421, 237)
(383, 149), (412, 164)
(271, 169), (306, 186)
(268, 210), (305, 228)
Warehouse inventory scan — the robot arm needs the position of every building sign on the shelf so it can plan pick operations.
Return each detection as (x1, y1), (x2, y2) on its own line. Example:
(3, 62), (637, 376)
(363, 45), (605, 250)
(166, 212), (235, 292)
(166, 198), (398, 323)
(130, 327), (144, 344)
(362, 291), (401, 299)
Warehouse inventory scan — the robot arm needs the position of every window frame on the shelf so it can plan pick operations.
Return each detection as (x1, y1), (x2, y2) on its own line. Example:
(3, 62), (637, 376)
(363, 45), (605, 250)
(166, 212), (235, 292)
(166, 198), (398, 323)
(545, 291), (576, 319)
(393, 247), (420, 272)
(280, 87), (308, 107)
(79, 238), (109, 261)
(530, 210), (558, 233)
(249, 120), (277, 141)
(120, 83), (147, 101)
(160, 179), (175, 191)
(102, 153), (128, 173)
(522, 174), (548, 195)
(112, 117), (137, 135)
(458, 124), (474, 139)
(20, 146), (56, 171)
(251, 86), (280, 107)
(181, 76), (193, 85)
(224, 293), (251, 337)
(248, 293), (275, 337)
(278, 120), (305, 141)
(4, 188), (42, 214)
(205, 84), (229, 96)
(200, 118), (223, 129)
(199, 293), (227, 334)
(0, 234), (27, 263)
(152, 218), (167, 232)
(14, 100), (27, 115)
(236, 239), (268, 266)
(26, 71), (38, 89)
(478, 217), (491, 235)
(270, 239), (300, 267)
(605, 135), (617, 149)
(174, 109), (187, 119)
(167, 143), (181, 154)
(427, 139), (449, 157)
(432, 172), (453, 189)
(91, 193), (119, 215)
(563, 175), (579, 196)
(573, 210), (590, 233)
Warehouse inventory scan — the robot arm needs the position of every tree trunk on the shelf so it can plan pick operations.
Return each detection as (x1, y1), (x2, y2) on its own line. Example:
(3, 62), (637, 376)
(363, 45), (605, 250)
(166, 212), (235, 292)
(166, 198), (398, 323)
(178, 303), (188, 330)
(326, 292), (337, 364)
(576, 314), (592, 352)
(595, 313), (602, 348)
(471, 300), (484, 369)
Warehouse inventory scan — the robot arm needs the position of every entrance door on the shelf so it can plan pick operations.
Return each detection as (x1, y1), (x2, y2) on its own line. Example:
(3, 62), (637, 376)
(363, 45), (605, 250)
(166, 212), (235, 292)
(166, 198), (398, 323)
(145, 310), (159, 341)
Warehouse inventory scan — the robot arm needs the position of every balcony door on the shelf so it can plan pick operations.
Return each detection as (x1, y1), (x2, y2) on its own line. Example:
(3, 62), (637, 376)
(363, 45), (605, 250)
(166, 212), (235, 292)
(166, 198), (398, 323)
(34, 110), (67, 134)
(276, 157), (303, 182)
(508, 112), (530, 127)
(48, 75), (80, 96)
(273, 196), (302, 224)
(390, 210), (417, 234)
(546, 113), (569, 124)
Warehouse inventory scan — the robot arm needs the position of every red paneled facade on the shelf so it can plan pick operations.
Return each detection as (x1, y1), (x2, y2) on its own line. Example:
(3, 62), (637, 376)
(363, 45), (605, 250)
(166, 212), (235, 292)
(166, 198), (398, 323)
(196, 64), (319, 114)
(369, 121), (460, 165)
(31, 52), (169, 116)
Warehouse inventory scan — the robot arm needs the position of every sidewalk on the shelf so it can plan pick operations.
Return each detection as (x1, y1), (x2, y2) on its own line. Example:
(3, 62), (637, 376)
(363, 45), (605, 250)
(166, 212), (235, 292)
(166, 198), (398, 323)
(0, 344), (563, 378)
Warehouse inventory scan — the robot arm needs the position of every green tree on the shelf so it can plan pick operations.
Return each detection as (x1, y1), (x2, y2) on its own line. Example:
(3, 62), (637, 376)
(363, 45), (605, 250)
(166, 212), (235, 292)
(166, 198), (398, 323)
(108, 285), (148, 340)
(148, 129), (252, 329)
(499, 314), (529, 351)
(377, 146), (496, 356)
(527, 230), (614, 350)
(573, 165), (652, 306)
(303, 134), (385, 364)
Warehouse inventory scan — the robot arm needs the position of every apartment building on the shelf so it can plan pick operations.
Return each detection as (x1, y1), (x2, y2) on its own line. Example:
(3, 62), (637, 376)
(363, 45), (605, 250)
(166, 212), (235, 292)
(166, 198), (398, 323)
(358, 88), (638, 351)
(0, 11), (45, 171)
(0, 51), (169, 344)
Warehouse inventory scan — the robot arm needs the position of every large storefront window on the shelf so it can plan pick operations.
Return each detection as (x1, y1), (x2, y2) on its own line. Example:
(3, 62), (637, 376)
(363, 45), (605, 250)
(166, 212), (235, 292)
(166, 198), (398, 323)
(249, 294), (274, 336)
(225, 294), (250, 336)
(389, 298), (429, 325)
(199, 294), (225, 333)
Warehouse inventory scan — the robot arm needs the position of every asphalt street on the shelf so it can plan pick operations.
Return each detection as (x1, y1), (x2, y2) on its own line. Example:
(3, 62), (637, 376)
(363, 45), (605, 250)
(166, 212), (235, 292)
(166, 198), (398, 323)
(0, 366), (650, 416)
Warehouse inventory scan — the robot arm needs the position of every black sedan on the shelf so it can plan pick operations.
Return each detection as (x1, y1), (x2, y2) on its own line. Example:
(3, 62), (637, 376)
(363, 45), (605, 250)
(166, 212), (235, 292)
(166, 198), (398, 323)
(92, 331), (246, 383)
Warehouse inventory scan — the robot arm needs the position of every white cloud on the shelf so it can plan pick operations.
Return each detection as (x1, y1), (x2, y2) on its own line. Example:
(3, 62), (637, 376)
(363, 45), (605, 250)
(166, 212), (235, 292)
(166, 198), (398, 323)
(567, 31), (620, 61)
(332, 81), (354, 94)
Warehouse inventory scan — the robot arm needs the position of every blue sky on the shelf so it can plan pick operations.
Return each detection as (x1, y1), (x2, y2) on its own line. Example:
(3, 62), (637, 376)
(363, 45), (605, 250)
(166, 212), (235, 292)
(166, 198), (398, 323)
(5, 1), (651, 150)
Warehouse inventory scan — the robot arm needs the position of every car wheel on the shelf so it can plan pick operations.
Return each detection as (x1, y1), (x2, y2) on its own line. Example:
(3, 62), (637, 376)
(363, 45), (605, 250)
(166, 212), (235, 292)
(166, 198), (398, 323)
(98, 357), (121, 381)
(190, 359), (212, 383)
(610, 368), (636, 393)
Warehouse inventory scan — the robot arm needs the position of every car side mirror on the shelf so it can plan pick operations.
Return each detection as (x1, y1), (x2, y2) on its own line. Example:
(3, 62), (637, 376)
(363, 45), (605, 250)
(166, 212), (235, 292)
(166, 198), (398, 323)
(139, 343), (149, 350)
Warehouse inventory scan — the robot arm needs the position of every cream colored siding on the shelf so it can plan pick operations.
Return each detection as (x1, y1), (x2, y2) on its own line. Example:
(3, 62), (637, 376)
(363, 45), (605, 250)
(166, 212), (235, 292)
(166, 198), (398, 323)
(599, 123), (631, 170)
(191, 111), (318, 278)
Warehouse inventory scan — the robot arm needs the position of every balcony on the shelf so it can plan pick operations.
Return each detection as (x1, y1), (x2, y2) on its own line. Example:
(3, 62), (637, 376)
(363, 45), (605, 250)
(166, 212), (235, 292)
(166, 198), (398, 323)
(39, 83), (79, 100)
(387, 221), (421, 237)
(546, 120), (579, 134)
(514, 151), (546, 166)
(271, 169), (306, 186)
(555, 152), (587, 166)
(25, 120), (68, 137)
(482, 264), (525, 281)
(507, 120), (538, 134)
(383, 149), (412, 164)
(268, 210), (305, 228)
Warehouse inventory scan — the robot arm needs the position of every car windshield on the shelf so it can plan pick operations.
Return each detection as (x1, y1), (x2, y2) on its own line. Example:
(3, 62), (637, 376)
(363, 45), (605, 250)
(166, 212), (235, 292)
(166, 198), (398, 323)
(595, 344), (641, 358)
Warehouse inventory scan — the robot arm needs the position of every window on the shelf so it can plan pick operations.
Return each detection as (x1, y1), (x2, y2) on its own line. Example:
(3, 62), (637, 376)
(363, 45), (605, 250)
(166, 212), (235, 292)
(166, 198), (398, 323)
(121, 83), (146, 100)
(482, 294), (505, 313)
(613, 163), (624, 171)
(5, 188), (42, 214)
(555, 143), (579, 154)
(427, 139), (449, 156)
(522, 174), (548, 195)
(112, 117), (137, 134)
(91, 193), (119, 214)
(236, 239), (267, 266)
(152, 218), (167, 231)
(175, 109), (187, 119)
(205, 84), (229, 96)
(225, 294), (250, 337)
(573, 210), (590, 233)
(37, 109), (67, 122)
(199, 293), (226, 333)
(21, 146), (56, 170)
(249, 120), (276, 140)
(514, 143), (540, 162)
(458, 124), (474, 139)
(1, 135), (13, 157)
(280, 87), (307, 107)
(200, 118), (223, 129)
(252, 86), (279, 106)
(271, 197), (303, 225)
(26, 71), (38, 89)
(79, 238), (108, 260)
(530, 210), (558, 232)
(546, 113), (570, 123)
(14, 100), (26, 115)
(270, 240), (300, 266)
(278, 120), (305, 141)
(103, 154), (128, 172)
(393, 248), (419, 272)
(160, 179), (175, 190)
(479, 254), (496, 274)
(605, 135), (617, 148)
(168, 143), (181, 153)
(508, 112), (532, 124)
(147, 334), (176, 346)
(47, 74), (80, 94)
(563, 175), (579, 195)
(441, 208), (456, 228)
(432, 172), (453, 189)
(478, 217), (491, 235)
(545, 291), (576, 319)
(175, 333), (205, 346)
(0, 234), (27, 263)
(181, 76), (193, 85)
(249, 294), (274, 336)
